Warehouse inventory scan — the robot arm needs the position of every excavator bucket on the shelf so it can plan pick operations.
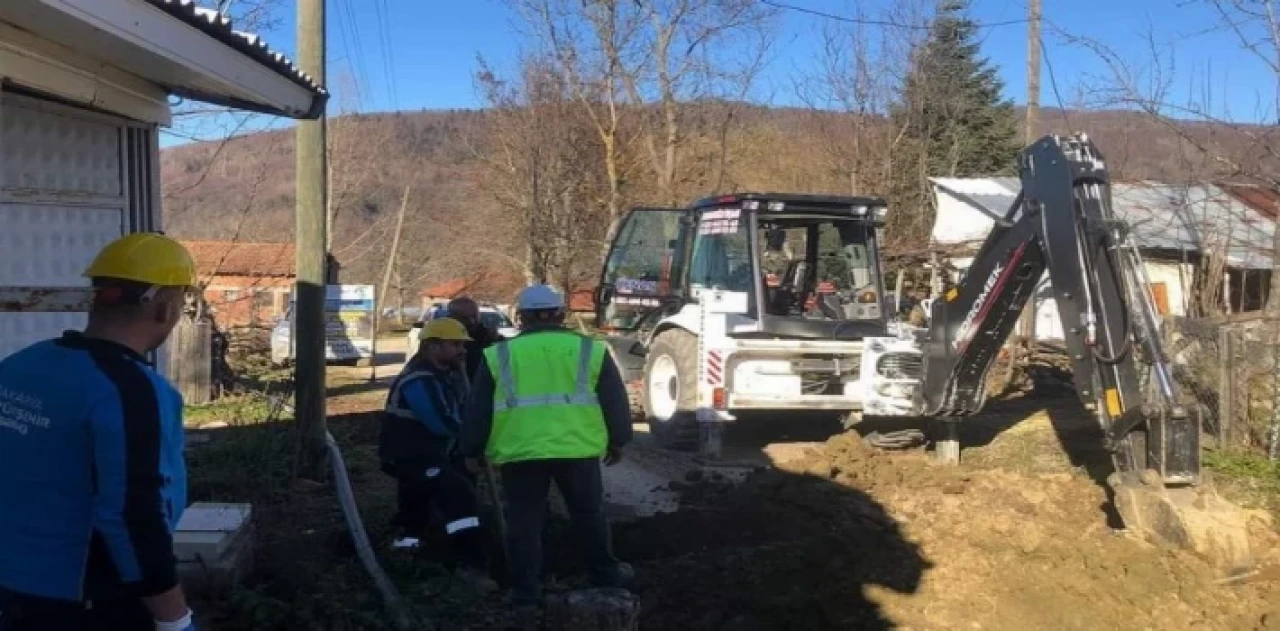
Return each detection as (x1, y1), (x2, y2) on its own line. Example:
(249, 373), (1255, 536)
(1110, 471), (1257, 573)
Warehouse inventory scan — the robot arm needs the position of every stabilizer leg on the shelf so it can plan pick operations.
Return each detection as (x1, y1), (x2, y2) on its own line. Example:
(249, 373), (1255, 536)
(934, 420), (961, 465)
(698, 420), (724, 460)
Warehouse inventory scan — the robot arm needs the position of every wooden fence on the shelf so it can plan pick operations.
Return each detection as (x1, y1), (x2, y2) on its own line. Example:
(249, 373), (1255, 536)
(1164, 315), (1278, 456)
(165, 318), (213, 405)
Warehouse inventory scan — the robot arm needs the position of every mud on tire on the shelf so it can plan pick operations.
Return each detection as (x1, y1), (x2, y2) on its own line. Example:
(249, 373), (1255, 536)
(643, 329), (700, 451)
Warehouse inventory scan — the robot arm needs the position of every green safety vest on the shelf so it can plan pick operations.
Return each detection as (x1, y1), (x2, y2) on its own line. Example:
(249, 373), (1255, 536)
(482, 331), (609, 464)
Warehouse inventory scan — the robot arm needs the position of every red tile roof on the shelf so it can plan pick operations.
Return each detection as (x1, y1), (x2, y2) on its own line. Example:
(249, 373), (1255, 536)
(182, 241), (295, 279)
(420, 278), (475, 298)
(567, 287), (595, 312)
(424, 275), (599, 310)
(421, 272), (526, 302)
(1217, 182), (1280, 220)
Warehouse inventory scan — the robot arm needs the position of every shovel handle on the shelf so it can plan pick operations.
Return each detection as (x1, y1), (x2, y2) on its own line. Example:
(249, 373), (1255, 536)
(482, 463), (511, 568)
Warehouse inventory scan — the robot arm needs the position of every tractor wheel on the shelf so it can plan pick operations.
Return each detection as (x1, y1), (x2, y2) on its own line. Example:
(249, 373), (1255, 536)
(643, 329), (700, 451)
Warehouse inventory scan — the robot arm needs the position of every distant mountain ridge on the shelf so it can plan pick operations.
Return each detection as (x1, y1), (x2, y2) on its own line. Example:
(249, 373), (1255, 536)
(159, 104), (1278, 290)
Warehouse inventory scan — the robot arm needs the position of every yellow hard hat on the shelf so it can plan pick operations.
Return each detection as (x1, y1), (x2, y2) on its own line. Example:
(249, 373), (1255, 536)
(83, 232), (198, 287)
(419, 317), (473, 342)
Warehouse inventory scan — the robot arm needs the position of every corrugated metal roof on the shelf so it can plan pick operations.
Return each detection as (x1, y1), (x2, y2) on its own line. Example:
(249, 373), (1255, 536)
(930, 176), (1020, 221)
(932, 178), (1275, 270)
(143, 0), (327, 117)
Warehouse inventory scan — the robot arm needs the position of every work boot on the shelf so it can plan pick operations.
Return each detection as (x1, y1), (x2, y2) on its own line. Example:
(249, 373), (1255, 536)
(507, 604), (541, 631)
(456, 565), (500, 593)
(503, 590), (543, 611)
(589, 561), (635, 589)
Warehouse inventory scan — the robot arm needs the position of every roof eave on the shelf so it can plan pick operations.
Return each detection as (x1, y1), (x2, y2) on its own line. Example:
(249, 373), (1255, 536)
(172, 85), (326, 121)
(32, 0), (327, 121)
(139, 0), (328, 120)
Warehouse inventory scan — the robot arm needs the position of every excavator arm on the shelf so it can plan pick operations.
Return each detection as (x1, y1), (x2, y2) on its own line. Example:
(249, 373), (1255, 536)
(916, 133), (1196, 484)
(914, 134), (1253, 570)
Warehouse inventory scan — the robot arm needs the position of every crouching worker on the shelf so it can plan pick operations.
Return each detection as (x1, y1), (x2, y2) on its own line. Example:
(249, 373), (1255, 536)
(378, 317), (496, 590)
(0, 233), (199, 631)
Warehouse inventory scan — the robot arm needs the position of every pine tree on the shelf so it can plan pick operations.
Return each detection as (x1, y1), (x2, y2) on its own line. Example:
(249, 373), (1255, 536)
(888, 0), (1020, 248)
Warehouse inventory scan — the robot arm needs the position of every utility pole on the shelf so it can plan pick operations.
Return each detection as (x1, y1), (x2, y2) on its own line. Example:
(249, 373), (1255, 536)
(378, 185), (410, 316)
(371, 185), (410, 383)
(296, 0), (329, 479)
(1008, 0), (1042, 391)
(1025, 0), (1042, 144)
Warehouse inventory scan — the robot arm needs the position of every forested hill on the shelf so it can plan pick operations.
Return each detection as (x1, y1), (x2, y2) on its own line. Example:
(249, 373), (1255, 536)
(158, 104), (1276, 294)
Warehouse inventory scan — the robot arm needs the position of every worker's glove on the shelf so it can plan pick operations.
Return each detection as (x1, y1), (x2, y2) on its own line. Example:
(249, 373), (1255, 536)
(602, 447), (623, 467)
(155, 609), (197, 631)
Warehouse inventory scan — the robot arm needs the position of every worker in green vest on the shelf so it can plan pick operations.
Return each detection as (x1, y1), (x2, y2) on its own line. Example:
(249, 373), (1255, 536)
(460, 284), (634, 614)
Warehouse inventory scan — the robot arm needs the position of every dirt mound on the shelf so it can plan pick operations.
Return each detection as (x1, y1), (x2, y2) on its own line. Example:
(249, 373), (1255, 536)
(617, 433), (1280, 631)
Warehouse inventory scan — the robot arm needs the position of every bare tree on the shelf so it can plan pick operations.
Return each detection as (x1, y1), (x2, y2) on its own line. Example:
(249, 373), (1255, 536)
(474, 56), (611, 288)
(508, 0), (638, 231)
(795, 1), (930, 202)
(612, 0), (776, 206)
(505, 0), (775, 268)
(325, 72), (396, 250)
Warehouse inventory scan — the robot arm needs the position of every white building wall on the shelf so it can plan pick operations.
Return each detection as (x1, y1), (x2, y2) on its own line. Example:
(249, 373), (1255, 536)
(1144, 260), (1194, 317)
(0, 90), (160, 361)
(941, 252), (1190, 342)
(1029, 280), (1065, 341)
(932, 186), (1204, 343)
(931, 194), (998, 245)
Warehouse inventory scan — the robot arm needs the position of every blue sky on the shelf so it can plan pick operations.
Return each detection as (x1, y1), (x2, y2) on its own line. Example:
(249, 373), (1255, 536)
(163, 0), (1276, 146)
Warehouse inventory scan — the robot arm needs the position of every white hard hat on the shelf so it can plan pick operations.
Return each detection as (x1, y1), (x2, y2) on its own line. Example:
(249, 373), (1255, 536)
(517, 284), (565, 311)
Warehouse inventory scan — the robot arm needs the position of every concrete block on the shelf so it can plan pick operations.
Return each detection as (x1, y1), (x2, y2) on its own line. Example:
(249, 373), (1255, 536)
(174, 502), (252, 562)
(177, 521), (255, 595)
(173, 502), (255, 595)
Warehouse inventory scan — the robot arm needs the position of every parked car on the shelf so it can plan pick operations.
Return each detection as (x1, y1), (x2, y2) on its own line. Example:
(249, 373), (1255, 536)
(405, 303), (519, 357)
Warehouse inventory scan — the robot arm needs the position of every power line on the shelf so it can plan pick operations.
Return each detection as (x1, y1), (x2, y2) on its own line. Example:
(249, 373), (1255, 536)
(757, 0), (1028, 30)
(331, 0), (366, 104)
(1040, 34), (1073, 130)
(339, 0), (375, 106)
(371, 0), (400, 109)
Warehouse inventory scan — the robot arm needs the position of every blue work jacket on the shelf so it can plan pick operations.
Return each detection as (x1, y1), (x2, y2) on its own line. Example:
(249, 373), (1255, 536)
(0, 332), (186, 602)
(378, 357), (468, 463)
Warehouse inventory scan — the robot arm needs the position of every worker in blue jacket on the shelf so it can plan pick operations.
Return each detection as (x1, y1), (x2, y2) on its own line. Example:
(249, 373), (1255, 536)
(0, 233), (199, 631)
(378, 317), (496, 591)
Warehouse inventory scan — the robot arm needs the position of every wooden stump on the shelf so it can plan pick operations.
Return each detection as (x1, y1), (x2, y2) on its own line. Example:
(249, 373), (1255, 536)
(543, 588), (640, 631)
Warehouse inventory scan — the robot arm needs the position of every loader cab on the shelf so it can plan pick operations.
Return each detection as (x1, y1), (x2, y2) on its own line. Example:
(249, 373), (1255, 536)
(595, 193), (891, 341)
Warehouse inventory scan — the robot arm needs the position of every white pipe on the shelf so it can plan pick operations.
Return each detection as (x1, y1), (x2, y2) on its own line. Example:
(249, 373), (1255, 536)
(247, 393), (420, 629)
(324, 431), (418, 631)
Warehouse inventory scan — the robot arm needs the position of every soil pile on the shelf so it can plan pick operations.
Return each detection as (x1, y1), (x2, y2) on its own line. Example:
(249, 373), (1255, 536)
(616, 433), (1280, 631)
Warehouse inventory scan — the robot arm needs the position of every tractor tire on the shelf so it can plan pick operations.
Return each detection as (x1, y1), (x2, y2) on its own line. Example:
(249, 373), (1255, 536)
(642, 329), (700, 451)
(604, 345), (645, 421)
